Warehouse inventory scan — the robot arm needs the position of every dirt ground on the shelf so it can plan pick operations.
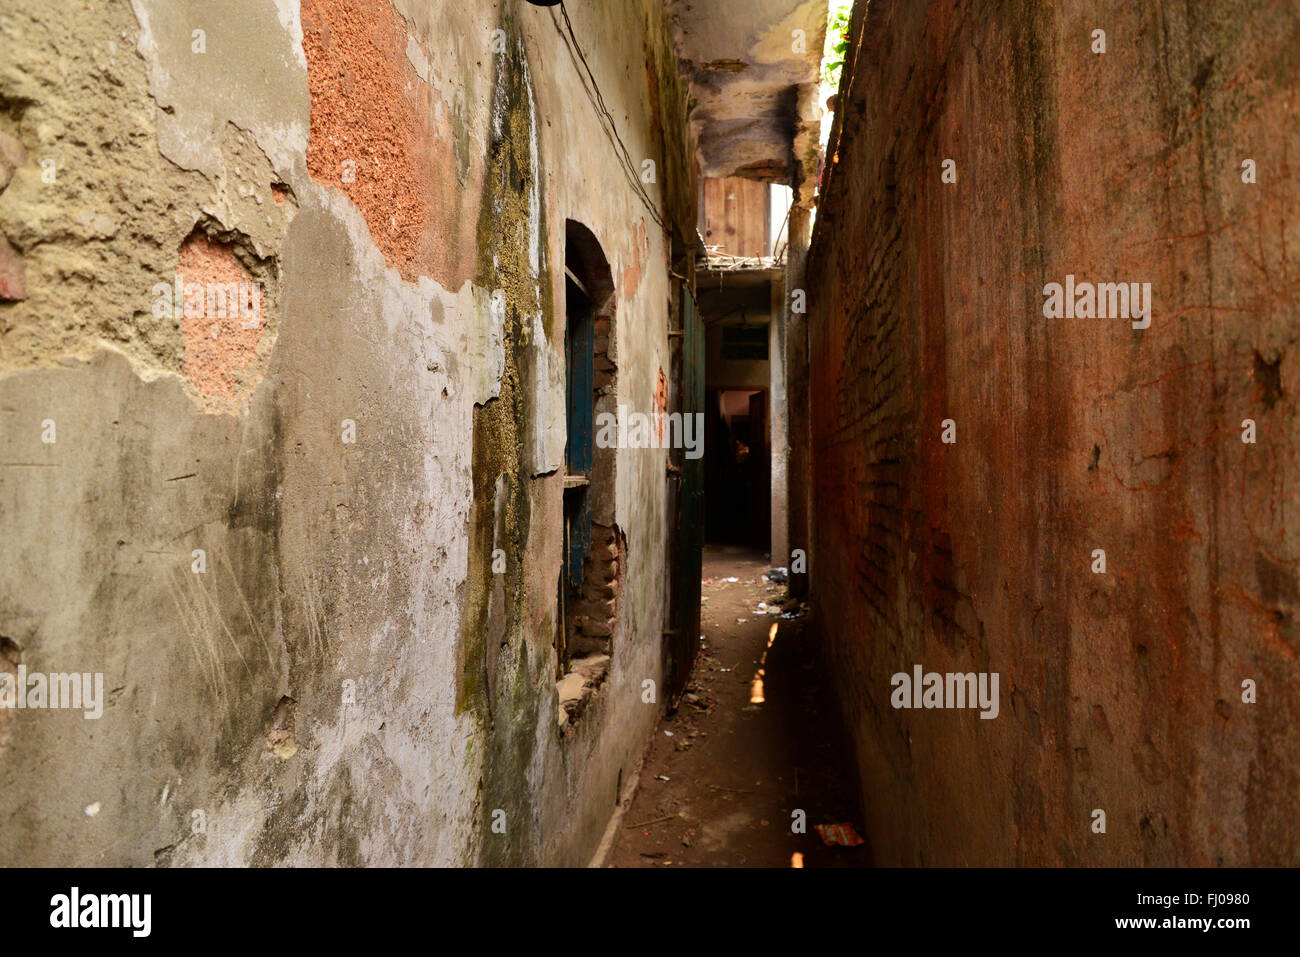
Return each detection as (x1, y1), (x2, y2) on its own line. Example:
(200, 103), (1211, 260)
(607, 545), (872, 867)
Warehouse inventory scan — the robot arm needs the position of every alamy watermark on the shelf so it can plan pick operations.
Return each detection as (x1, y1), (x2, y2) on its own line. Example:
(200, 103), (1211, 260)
(152, 274), (262, 329)
(0, 667), (105, 719)
(50, 887), (151, 937)
(1042, 274), (1151, 329)
(890, 665), (999, 719)
(595, 407), (704, 460)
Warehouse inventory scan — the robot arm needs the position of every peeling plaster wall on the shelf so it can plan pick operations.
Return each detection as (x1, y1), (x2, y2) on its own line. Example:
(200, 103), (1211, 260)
(0, 0), (693, 867)
(807, 0), (1300, 865)
(667, 0), (826, 203)
(503, 0), (694, 868)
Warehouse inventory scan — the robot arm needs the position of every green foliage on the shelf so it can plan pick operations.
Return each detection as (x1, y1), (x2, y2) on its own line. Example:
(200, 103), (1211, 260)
(821, 1), (854, 91)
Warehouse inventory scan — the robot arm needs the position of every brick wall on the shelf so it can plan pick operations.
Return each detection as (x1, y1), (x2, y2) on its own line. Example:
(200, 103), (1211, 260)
(807, 0), (1299, 865)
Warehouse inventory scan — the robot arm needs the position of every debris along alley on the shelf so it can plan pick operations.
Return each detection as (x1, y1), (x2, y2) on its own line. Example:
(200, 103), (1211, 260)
(608, 546), (867, 867)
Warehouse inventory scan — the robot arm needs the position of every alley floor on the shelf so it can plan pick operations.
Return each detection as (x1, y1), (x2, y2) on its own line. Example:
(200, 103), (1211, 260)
(607, 546), (871, 867)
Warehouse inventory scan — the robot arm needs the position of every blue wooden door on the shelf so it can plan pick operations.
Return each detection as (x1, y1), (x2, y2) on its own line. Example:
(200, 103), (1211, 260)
(564, 276), (594, 598)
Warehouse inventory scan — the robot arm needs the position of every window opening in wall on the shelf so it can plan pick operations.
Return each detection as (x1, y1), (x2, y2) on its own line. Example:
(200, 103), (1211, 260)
(563, 267), (594, 619)
(558, 221), (620, 732)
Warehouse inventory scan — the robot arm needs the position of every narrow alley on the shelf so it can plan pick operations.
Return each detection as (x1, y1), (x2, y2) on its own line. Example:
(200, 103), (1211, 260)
(608, 547), (866, 868)
(0, 0), (1297, 904)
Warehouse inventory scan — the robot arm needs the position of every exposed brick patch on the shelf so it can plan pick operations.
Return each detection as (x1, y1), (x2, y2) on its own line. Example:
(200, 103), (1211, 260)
(593, 311), (618, 393)
(300, 0), (465, 286)
(0, 235), (25, 301)
(618, 221), (647, 299)
(558, 271), (621, 732)
(568, 524), (622, 655)
(0, 130), (25, 301)
(558, 524), (625, 732)
(176, 233), (266, 409)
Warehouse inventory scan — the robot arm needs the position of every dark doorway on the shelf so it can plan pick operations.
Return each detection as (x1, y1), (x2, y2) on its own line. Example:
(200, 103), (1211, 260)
(704, 387), (771, 551)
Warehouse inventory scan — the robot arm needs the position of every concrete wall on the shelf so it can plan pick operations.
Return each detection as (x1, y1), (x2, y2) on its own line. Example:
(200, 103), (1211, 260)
(699, 274), (777, 393)
(0, 0), (694, 866)
(704, 323), (770, 392)
(807, 0), (1300, 865)
(785, 204), (811, 599)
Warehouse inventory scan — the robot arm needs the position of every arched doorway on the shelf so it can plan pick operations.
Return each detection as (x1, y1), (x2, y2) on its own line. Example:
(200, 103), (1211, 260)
(557, 220), (619, 729)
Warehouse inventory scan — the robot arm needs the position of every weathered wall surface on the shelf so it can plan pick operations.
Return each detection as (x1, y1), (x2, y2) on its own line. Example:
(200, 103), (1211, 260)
(808, 0), (1300, 865)
(0, 0), (692, 866)
(666, 0), (826, 201)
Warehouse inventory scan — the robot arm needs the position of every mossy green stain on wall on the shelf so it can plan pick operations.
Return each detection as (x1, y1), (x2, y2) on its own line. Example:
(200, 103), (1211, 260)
(456, 9), (552, 867)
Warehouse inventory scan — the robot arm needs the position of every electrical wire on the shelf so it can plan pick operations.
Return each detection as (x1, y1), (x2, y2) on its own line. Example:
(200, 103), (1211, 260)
(551, 2), (671, 235)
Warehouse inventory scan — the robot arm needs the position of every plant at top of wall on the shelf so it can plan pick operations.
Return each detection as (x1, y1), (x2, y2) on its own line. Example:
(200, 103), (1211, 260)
(821, 1), (853, 92)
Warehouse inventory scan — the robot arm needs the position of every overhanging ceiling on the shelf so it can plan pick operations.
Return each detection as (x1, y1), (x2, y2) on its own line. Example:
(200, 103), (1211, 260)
(667, 0), (828, 204)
